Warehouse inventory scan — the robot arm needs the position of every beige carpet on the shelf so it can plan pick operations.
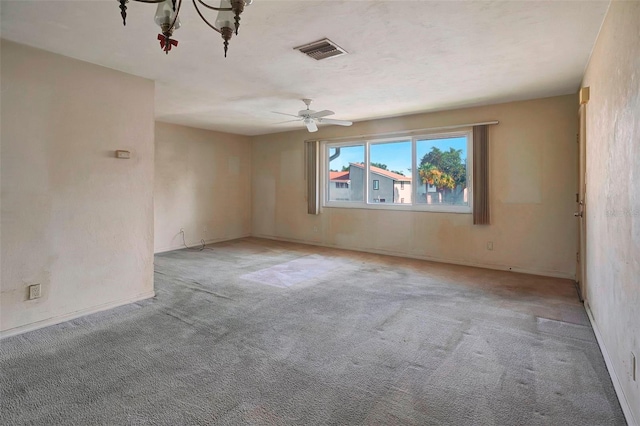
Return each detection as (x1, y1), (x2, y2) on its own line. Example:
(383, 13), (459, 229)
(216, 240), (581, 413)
(0, 237), (626, 425)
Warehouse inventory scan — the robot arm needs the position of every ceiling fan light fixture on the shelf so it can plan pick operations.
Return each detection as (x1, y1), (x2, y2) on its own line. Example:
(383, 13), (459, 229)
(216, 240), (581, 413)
(304, 118), (318, 133)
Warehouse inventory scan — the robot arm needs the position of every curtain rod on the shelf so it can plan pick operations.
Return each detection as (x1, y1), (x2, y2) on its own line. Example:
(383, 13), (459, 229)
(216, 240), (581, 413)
(305, 120), (499, 143)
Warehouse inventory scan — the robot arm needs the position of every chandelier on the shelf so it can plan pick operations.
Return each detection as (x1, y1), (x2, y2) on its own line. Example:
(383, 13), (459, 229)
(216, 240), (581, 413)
(117, 0), (252, 57)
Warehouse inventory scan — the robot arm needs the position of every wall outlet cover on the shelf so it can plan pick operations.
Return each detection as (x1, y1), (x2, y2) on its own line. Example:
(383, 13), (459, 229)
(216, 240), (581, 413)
(28, 284), (42, 300)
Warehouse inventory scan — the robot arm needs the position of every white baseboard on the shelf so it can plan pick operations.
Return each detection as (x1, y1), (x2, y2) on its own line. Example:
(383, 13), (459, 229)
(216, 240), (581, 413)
(251, 234), (574, 280)
(585, 301), (638, 426)
(0, 291), (155, 339)
(154, 234), (251, 254)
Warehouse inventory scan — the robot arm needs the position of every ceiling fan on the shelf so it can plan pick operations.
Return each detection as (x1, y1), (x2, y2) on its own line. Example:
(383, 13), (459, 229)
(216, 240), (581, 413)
(273, 99), (353, 132)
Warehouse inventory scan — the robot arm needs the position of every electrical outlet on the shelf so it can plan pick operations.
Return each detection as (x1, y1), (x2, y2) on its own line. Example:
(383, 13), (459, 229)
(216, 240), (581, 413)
(28, 284), (41, 300)
(486, 241), (493, 251)
(632, 351), (637, 382)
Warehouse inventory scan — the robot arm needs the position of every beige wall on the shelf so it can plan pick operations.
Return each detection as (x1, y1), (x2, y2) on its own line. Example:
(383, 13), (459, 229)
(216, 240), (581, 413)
(581, 1), (640, 422)
(154, 122), (251, 253)
(251, 95), (578, 279)
(0, 41), (155, 336)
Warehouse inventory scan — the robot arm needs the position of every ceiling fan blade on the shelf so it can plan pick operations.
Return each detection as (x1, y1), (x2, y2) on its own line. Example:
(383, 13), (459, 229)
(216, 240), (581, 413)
(272, 111), (301, 118)
(309, 110), (334, 118)
(319, 118), (353, 126)
(305, 119), (318, 132)
(274, 119), (302, 124)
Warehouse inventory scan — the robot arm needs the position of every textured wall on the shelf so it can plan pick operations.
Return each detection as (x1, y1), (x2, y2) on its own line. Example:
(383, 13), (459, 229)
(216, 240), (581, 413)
(1, 41), (155, 335)
(581, 1), (640, 421)
(251, 95), (578, 278)
(154, 122), (252, 253)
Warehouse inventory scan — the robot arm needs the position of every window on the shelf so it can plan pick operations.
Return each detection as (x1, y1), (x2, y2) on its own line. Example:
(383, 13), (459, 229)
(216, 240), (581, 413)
(323, 130), (472, 212)
(369, 140), (411, 204)
(415, 135), (469, 207)
(328, 145), (364, 202)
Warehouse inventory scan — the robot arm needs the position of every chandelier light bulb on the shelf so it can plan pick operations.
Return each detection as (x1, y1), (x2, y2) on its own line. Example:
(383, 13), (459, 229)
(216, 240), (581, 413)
(214, 0), (234, 31)
(154, 0), (181, 31)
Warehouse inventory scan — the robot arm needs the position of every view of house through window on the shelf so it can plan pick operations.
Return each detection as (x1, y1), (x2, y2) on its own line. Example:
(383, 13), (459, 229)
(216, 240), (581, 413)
(325, 131), (471, 212)
(328, 145), (364, 202)
(369, 140), (411, 204)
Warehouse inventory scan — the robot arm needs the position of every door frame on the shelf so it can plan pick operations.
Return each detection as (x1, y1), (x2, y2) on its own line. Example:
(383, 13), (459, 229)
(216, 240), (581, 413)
(576, 100), (588, 302)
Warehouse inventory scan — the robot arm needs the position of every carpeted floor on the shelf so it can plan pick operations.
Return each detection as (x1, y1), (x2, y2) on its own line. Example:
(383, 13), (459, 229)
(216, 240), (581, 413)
(0, 238), (626, 425)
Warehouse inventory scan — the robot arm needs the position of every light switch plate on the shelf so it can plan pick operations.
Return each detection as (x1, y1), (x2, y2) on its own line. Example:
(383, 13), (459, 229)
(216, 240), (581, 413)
(115, 150), (131, 159)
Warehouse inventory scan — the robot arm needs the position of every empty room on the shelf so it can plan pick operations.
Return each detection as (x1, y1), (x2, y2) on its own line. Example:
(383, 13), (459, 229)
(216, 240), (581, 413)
(1, 0), (638, 424)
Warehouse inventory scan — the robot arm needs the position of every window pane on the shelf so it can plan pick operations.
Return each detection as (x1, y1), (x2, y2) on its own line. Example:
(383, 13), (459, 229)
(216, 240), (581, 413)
(328, 145), (364, 202)
(368, 140), (412, 204)
(415, 136), (469, 206)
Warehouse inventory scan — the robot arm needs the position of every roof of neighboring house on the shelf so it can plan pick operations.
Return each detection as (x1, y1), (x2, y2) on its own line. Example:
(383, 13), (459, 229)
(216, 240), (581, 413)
(329, 171), (350, 181)
(349, 163), (411, 181)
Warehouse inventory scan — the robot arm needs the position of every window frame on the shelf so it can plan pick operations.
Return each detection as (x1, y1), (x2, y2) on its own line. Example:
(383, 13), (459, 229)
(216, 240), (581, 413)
(321, 129), (473, 213)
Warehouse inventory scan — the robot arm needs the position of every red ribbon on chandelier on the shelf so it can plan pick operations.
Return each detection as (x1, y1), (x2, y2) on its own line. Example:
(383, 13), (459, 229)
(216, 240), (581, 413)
(158, 34), (179, 54)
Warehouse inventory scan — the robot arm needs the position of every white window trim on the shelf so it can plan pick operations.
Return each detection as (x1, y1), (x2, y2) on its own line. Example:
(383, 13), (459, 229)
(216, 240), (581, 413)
(322, 129), (473, 213)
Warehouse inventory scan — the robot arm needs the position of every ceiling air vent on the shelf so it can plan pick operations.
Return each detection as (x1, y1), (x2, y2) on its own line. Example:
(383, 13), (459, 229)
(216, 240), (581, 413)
(294, 38), (348, 60)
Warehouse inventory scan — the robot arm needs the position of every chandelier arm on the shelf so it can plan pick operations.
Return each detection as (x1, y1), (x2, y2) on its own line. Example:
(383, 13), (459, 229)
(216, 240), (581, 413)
(196, 0), (232, 12)
(192, 0), (222, 34)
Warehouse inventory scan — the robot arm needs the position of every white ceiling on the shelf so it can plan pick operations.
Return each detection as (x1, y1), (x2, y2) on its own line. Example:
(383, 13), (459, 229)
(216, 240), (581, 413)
(1, 0), (610, 136)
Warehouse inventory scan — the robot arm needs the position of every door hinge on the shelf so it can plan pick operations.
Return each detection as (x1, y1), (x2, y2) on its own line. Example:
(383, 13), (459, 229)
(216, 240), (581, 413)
(577, 252), (580, 262)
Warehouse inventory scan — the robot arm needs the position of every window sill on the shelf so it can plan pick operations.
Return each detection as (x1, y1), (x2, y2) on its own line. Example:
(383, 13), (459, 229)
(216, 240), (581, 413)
(322, 202), (472, 214)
